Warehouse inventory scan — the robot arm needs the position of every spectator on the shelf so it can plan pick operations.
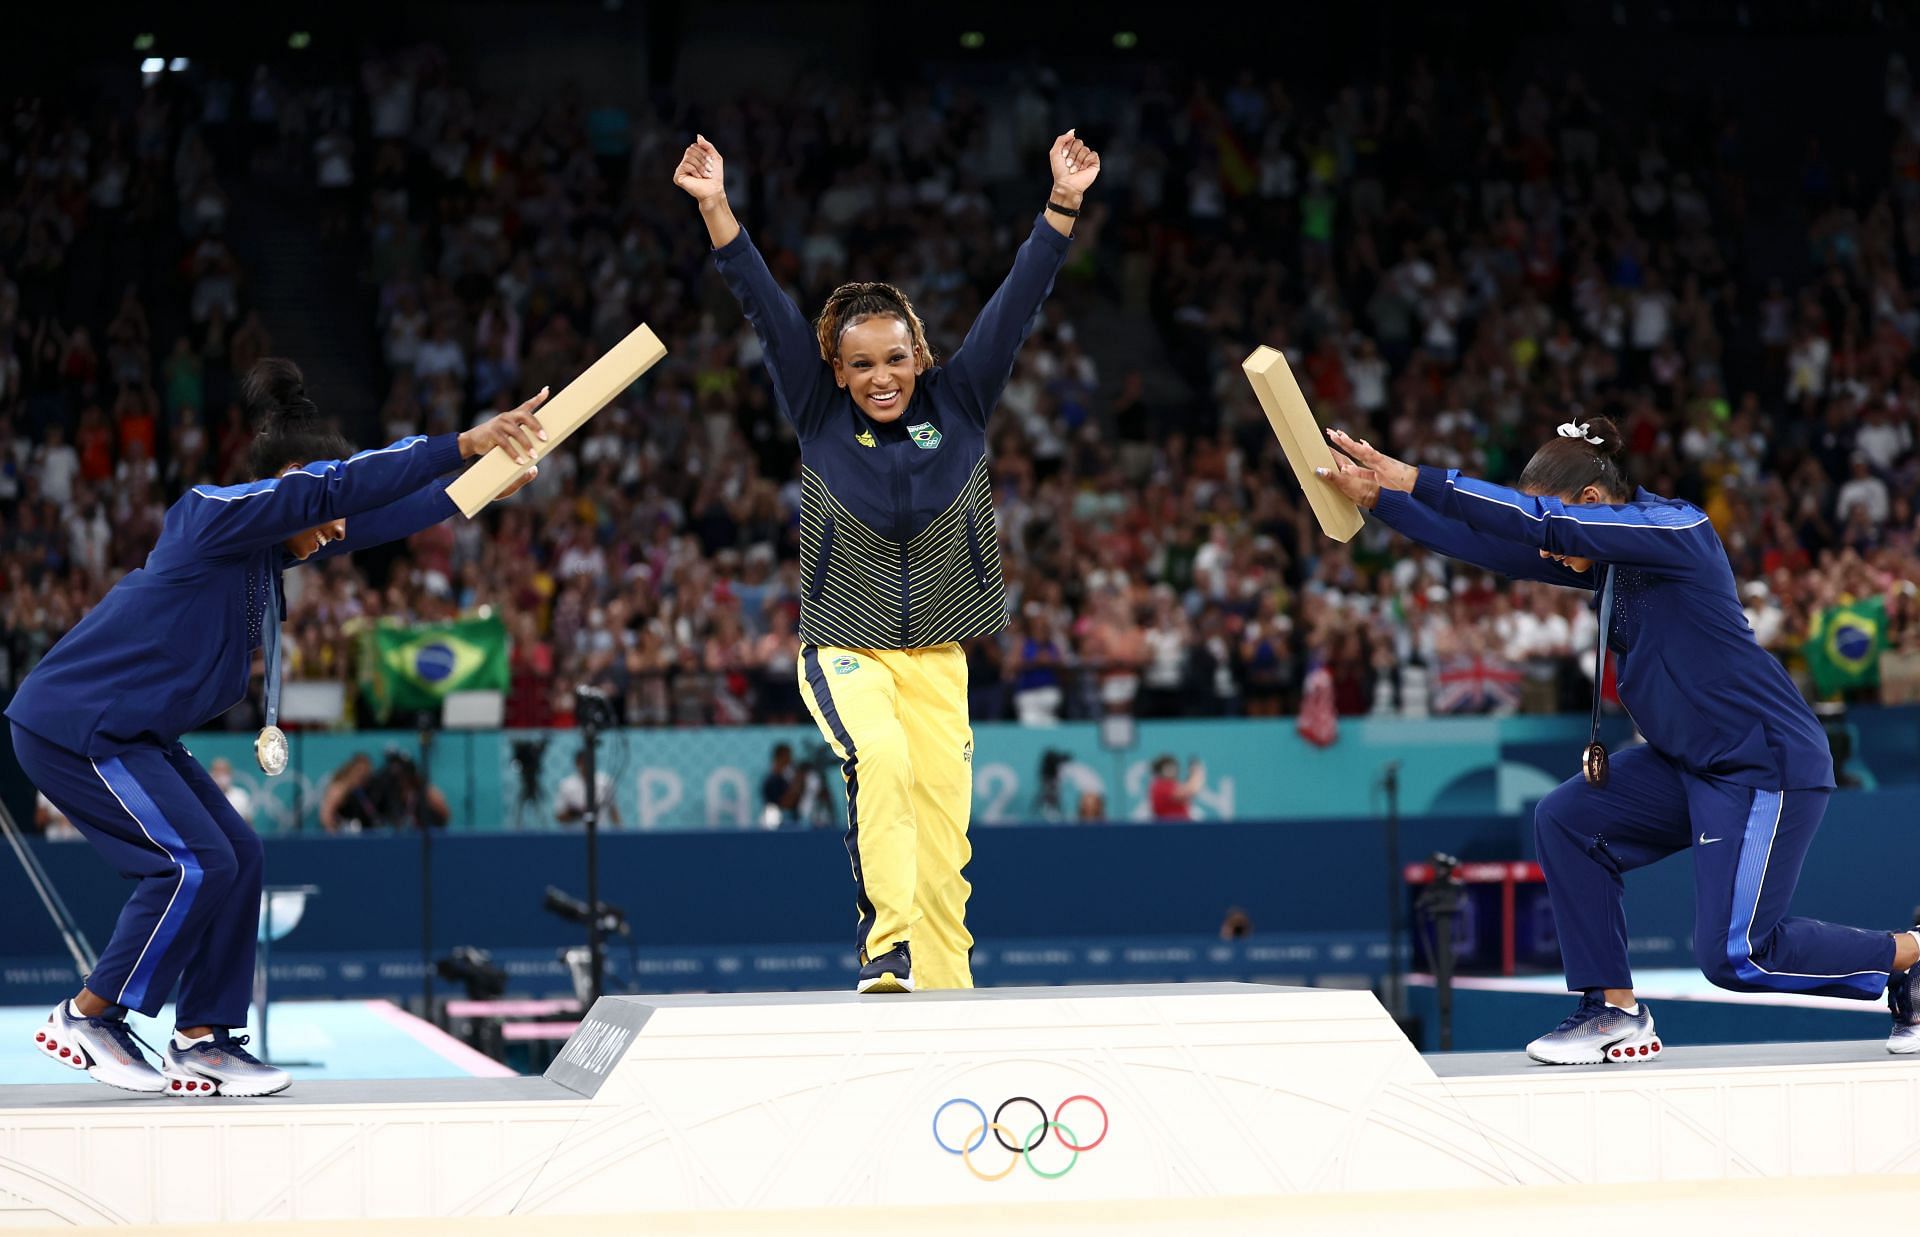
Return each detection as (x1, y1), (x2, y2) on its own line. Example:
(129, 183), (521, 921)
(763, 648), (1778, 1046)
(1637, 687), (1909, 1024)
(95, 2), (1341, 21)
(208, 757), (255, 826)
(1148, 755), (1206, 821)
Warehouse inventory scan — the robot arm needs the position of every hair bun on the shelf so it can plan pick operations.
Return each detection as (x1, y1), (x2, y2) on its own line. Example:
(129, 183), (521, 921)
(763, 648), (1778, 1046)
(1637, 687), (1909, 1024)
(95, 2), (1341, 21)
(1583, 415), (1624, 457)
(242, 357), (318, 425)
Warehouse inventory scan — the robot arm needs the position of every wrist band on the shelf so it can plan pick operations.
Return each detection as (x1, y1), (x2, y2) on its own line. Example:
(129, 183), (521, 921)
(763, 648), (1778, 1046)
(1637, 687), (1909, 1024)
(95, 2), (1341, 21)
(1046, 200), (1081, 219)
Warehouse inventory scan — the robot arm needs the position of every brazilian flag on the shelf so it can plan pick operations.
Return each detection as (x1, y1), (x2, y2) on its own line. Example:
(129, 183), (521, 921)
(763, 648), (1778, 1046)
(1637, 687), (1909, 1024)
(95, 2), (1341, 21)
(1804, 597), (1887, 696)
(361, 614), (509, 720)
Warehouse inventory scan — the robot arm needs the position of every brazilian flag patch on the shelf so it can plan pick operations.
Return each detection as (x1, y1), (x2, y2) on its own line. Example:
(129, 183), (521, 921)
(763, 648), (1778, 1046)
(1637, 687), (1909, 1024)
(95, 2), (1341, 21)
(907, 422), (942, 451)
(832, 655), (861, 675)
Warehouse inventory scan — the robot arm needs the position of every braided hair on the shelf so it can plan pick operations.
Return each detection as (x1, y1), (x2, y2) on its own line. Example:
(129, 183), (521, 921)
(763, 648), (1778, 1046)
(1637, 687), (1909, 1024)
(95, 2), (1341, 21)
(813, 281), (934, 367)
(1516, 415), (1631, 502)
(243, 358), (351, 479)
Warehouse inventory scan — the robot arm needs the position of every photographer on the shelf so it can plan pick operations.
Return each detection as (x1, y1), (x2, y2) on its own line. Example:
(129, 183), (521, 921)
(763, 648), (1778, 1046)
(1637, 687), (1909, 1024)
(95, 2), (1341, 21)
(759, 743), (803, 829)
(555, 746), (621, 829)
(368, 749), (450, 830)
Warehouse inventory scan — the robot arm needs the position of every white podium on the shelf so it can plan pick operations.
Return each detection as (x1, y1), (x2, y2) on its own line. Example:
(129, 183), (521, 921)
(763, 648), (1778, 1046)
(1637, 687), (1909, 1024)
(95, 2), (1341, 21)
(3, 982), (1919, 1227)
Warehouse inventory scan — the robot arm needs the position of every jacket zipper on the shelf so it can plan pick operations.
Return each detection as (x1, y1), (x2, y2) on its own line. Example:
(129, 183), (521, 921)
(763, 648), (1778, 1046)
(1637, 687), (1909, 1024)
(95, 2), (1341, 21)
(893, 440), (911, 644)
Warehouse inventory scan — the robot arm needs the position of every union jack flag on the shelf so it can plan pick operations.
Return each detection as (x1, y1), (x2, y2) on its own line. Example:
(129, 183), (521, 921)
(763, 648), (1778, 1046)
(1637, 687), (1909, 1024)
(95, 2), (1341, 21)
(1433, 655), (1525, 715)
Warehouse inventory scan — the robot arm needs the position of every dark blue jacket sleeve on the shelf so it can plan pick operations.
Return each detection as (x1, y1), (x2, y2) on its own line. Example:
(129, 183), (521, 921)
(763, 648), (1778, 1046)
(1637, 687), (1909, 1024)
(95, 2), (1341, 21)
(940, 213), (1073, 429)
(180, 433), (463, 558)
(1372, 489), (1597, 589)
(296, 480), (458, 566)
(1411, 466), (1717, 571)
(711, 227), (837, 439)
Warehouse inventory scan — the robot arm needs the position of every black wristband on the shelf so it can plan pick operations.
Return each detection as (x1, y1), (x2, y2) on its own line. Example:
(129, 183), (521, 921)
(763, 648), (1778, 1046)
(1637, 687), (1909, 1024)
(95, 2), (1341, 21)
(1046, 199), (1081, 219)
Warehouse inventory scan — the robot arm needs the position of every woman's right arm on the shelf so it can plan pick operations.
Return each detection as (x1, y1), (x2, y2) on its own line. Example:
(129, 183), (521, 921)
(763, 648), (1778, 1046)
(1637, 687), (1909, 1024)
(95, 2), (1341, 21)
(1371, 487), (1597, 589)
(1318, 433), (1597, 589)
(675, 136), (833, 438)
(179, 404), (545, 558)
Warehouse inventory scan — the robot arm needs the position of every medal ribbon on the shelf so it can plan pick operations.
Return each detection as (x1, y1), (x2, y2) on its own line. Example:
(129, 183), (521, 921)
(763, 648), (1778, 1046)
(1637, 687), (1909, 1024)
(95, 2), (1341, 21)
(1588, 565), (1614, 754)
(264, 569), (284, 729)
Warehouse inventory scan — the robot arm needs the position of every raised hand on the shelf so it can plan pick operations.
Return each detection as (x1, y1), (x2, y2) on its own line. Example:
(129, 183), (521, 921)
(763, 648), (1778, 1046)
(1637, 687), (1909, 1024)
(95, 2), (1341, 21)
(672, 134), (726, 204)
(459, 387), (550, 464)
(1049, 129), (1100, 197)
(1326, 428), (1416, 492)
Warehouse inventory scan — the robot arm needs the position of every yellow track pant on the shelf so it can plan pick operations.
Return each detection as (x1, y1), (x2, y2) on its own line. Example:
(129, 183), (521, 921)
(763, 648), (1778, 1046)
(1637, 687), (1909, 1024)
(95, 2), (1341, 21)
(798, 643), (974, 989)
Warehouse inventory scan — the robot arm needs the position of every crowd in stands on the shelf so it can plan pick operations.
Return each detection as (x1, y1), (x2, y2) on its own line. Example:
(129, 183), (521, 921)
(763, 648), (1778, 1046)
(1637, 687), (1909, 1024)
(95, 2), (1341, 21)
(8, 39), (1920, 743)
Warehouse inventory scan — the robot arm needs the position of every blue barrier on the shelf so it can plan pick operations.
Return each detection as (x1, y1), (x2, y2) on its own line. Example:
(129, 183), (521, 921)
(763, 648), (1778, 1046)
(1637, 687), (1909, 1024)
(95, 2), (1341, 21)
(5, 788), (1913, 1005)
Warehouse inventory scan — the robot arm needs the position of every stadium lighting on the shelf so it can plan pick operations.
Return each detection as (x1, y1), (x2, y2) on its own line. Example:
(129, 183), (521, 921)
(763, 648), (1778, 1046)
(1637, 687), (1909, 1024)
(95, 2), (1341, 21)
(289, 31), (312, 50)
(168, 58), (189, 73)
(132, 33), (155, 51)
(960, 31), (985, 49)
(140, 57), (164, 74)
(1113, 31), (1139, 49)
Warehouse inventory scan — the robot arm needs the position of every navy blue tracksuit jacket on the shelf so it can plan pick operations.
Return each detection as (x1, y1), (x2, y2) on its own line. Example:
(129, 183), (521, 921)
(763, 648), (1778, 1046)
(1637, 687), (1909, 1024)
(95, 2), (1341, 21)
(1375, 469), (1891, 999)
(7, 432), (464, 1025)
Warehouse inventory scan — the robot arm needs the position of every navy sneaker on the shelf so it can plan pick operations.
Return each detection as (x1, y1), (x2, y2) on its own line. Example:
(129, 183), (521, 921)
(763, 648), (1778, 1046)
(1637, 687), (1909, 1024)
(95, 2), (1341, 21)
(1526, 992), (1662, 1065)
(163, 1030), (291, 1098)
(1888, 970), (1920, 1054)
(857, 942), (913, 994)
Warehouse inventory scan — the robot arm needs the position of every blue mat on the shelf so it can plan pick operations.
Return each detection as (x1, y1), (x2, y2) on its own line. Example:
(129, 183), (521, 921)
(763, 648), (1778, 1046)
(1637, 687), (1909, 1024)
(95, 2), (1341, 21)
(0, 999), (515, 1086)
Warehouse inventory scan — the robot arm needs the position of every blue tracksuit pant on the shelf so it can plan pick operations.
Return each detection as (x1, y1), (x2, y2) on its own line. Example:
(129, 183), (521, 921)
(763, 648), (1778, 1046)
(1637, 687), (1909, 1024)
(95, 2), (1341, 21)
(1534, 744), (1894, 998)
(13, 722), (262, 1027)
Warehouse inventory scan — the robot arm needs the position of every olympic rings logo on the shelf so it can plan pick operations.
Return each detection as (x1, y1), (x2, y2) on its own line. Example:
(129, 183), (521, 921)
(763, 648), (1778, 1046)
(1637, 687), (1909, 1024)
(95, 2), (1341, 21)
(932, 1095), (1109, 1180)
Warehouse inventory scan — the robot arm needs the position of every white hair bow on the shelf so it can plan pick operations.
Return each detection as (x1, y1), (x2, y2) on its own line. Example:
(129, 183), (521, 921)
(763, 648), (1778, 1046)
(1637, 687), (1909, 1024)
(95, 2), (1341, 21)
(1557, 421), (1603, 445)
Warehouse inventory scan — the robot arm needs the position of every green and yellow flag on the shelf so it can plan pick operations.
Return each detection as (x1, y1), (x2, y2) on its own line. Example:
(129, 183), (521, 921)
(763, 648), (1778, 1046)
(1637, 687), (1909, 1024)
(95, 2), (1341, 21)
(1804, 597), (1887, 696)
(361, 614), (509, 720)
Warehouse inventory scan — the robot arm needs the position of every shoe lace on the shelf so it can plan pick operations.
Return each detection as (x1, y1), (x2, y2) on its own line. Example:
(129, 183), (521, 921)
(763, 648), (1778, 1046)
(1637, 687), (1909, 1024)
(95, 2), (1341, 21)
(210, 1032), (265, 1066)
(1549, 993), (1610, 1034)
(87, 1014), (160, 1064)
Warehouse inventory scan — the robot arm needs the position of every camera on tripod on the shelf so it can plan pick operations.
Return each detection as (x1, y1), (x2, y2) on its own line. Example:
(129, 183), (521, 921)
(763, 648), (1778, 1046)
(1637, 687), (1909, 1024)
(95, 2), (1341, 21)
(1036, 749), (1073, 820)
(434, 944), (507, 999)
(575, 684), (616, 730)
(509, 735), (549, 826)
(543, 884), (630, 938)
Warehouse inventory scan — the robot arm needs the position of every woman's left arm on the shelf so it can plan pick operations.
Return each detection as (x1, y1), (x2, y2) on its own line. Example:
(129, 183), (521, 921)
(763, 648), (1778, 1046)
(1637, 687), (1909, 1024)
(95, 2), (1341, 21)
(943, 131), (1098, 428)
(292, 450), (539, 566)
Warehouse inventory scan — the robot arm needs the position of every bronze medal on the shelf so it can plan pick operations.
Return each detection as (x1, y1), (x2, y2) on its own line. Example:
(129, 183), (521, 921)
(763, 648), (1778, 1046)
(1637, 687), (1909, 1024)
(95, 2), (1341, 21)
(1582, 741), (1609, 788)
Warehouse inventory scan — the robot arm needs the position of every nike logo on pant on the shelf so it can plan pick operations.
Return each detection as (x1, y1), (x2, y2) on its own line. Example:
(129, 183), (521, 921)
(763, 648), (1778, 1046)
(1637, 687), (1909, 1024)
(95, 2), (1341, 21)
(1698, 833), (1723, 845)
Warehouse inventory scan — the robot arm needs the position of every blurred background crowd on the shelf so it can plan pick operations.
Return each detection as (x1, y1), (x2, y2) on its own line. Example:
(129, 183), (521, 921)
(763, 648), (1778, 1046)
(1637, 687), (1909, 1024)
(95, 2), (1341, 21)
(7, 25), (1920, 736)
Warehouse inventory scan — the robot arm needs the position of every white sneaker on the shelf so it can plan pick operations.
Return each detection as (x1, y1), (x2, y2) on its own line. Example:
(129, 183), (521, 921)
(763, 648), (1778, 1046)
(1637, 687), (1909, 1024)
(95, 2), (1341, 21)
(33, 1001), (167, 1093)
(1525, 994), (1664, 1065)
(163, 1031), (291, 1098)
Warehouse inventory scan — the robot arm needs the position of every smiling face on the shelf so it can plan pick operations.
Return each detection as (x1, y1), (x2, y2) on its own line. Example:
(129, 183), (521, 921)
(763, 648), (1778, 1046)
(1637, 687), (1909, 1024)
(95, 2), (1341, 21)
(833, 315), (922, 423)
(277, 463), (346, 559)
